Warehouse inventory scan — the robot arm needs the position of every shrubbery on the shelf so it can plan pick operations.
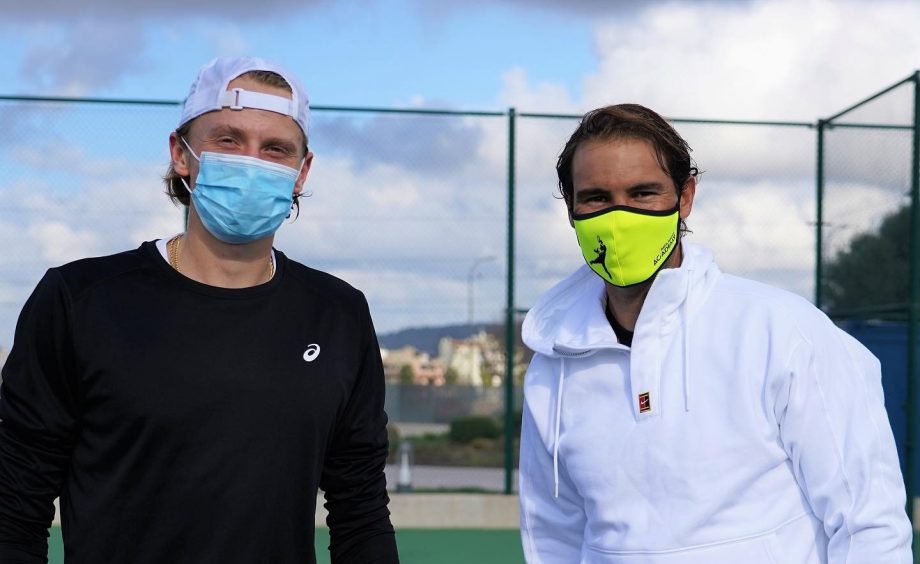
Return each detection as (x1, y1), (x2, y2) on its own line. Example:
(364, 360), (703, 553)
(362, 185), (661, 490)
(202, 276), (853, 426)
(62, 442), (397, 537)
(385, 414), (523, 467)
(449, 415), (501, 444)
(386, 423), (401, 456)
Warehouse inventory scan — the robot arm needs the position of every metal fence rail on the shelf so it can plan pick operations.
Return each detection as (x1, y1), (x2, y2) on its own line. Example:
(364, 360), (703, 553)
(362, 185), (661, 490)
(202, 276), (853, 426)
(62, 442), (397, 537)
(817, 73), (920, 536)
(1, 78), (917, 506)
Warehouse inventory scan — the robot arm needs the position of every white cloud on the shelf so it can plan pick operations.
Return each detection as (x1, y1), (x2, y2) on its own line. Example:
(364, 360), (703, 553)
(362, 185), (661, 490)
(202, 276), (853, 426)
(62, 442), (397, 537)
(19, 20), (151, 96)
(418, 0), (757, 24)
(2, 0), (917, 343)
(4, 1), (328, 95)
(691, 178), (814, 266)
(13, 145), (80, 170)
(500, 68), (579, 114)
(200, 23), (251, 57)
(367, 177), (421, 208)
(27, 221), (102, 265)
(274, 150), (508, 332)
(820, 180), (908, 256)
(3, 0), (332, 20)
(326, 268), (501, 332)
(0, 134), (184, 339)
(581, 0), (920, 121)
(492, 0), (919, 307)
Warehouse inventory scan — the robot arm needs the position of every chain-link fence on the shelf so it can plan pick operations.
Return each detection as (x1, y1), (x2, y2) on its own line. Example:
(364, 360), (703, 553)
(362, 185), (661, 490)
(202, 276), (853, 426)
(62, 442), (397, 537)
(1, 81), (915, 497)
(0, 98), (824, 350)
(818, 77), (915, 317)
(816, 73), (920, 532)
(515, 113), (817, 309)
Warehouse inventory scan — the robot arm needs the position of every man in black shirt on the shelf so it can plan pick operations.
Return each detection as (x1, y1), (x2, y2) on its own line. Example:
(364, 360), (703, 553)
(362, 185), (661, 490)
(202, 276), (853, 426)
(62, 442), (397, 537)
(0, 56), (398, 564)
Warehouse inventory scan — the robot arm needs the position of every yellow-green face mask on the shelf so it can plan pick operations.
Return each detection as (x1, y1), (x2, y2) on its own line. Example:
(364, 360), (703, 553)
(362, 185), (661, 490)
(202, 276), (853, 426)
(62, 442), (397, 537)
(572, 205), (679, 287)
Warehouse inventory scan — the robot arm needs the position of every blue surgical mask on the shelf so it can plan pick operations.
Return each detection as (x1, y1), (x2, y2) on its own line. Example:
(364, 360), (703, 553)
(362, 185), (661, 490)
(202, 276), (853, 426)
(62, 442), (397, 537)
(180, 138), (302, 244)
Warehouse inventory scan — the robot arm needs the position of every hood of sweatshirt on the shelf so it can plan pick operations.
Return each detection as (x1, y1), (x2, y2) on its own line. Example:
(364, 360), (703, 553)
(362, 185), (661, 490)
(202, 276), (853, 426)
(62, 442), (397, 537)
(523, 241), (721, 417)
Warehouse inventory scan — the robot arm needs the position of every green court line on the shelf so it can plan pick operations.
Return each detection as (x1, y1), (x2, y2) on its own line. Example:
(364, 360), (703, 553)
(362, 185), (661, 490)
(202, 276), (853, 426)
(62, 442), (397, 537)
(49, 526), (525, 563)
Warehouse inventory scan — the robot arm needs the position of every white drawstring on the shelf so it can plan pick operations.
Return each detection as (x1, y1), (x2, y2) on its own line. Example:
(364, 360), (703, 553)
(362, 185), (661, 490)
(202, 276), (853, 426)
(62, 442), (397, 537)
(553, 357), (566, 498)
(683, 269), (693, 412)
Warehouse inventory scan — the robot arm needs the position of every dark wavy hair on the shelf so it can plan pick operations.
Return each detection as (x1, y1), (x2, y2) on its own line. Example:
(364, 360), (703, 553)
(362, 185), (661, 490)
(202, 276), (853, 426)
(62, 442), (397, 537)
(163, 70), (309, 213)
(556, 103), (698, 231)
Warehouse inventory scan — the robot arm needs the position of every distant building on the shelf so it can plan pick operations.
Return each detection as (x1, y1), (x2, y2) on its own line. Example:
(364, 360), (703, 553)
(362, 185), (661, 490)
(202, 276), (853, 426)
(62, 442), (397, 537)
(380, 345), (446, 386)
(380, 346), (419, 383)
(382, 330), (528, 388)
(412, 358), (446, 387)
(438, 331), (505, 387)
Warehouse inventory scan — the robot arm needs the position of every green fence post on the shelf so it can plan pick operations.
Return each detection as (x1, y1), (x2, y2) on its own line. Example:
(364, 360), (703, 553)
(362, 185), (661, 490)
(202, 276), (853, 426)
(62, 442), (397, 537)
(909, 72), (920, 548)
(815, 120), (825, 308)
(504, 107), (517, 495)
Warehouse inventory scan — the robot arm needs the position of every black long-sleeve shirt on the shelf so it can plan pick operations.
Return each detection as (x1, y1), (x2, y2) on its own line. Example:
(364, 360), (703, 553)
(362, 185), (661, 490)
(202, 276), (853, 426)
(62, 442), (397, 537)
(0, 241), (398, 563)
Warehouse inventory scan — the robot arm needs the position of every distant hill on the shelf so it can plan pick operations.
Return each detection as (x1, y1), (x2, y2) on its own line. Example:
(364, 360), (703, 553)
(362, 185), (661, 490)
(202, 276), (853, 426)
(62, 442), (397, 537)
(378, 323), (491, 356)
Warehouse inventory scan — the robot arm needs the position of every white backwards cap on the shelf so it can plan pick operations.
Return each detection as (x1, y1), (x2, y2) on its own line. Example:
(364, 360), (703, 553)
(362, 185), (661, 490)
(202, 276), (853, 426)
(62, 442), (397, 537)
(179, 56), (310, 138)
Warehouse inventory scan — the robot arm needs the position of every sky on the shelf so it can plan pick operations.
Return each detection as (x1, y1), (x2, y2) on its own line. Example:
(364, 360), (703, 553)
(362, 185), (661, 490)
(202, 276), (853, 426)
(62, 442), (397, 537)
(0, 0), (919, 347)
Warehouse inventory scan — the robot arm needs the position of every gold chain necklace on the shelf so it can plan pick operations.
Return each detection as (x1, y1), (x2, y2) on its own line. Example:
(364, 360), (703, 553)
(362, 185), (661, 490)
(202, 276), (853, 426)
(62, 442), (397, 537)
(166, 235), (274, 280)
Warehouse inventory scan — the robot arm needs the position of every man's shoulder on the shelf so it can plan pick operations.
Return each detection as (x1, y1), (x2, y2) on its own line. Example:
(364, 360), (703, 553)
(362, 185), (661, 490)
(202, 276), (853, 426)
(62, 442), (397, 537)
(51, 242), (155, 298)
(712, 272), (832, 330)
(715, 273), (811, 304)
(278, 252), (368, 311)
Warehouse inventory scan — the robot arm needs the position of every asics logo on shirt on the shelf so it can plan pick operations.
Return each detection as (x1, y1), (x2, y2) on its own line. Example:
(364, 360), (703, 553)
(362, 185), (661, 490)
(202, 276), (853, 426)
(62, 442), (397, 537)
(303, 344), (321, 362)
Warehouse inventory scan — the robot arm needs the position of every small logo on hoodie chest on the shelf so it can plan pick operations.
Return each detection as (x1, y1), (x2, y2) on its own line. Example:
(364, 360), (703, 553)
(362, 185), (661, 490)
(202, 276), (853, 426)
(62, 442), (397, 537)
(638, 392), (651, 413)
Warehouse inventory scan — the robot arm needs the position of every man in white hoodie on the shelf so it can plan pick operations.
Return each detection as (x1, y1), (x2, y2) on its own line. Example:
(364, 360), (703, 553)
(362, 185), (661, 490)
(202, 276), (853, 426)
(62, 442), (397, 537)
(518, 103), (912, 563)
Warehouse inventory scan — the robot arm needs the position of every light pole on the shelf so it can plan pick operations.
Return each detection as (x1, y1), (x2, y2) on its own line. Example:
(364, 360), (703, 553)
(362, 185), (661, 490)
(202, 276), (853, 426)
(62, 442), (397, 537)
(467, 255), (496, 325)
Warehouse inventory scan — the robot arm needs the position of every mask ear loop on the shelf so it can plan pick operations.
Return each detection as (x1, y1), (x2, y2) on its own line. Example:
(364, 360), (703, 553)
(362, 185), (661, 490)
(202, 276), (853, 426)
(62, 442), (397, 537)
(289, 154), (311, 219)
(180, 137), (201, 162)
(177, 137), (201, 195)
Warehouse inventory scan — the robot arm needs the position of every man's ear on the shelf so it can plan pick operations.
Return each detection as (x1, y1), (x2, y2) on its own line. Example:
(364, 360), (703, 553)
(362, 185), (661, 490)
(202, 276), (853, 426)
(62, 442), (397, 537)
(294, 151), (314, 195)
(565, 196), (575, 228)
(169, 132), (191, 177)
(679, 176), (696, 220)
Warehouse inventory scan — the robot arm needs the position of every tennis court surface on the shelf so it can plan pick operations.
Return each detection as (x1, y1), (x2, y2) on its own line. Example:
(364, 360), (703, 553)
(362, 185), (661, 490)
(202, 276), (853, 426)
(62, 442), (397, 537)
(48, 526), (525, 563)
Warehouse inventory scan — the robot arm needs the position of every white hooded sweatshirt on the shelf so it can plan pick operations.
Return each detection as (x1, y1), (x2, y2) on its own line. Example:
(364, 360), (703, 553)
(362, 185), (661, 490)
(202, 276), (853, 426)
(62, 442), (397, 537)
(519, 242), (911, 564)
